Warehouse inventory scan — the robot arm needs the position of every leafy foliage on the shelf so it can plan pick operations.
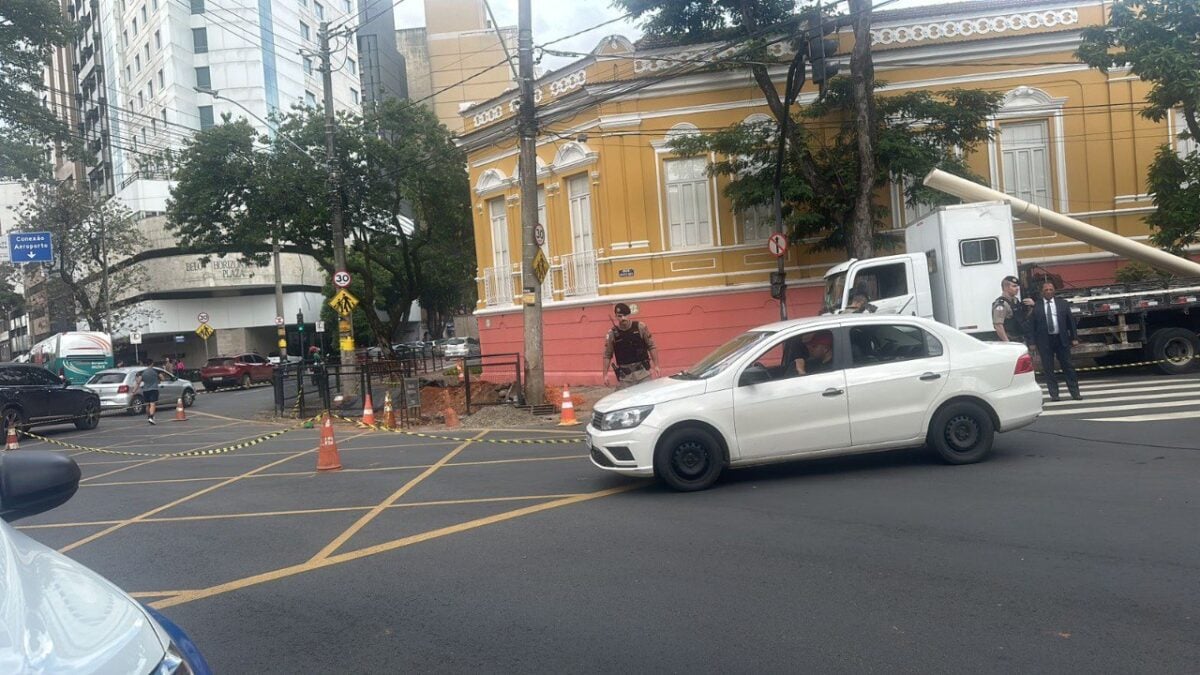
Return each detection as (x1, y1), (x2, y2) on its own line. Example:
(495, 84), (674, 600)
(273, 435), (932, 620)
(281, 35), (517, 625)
(1077, 0), (1200, 251)
(0, 0), (76, 179)
(14, 181), (155, 331)
(167, 100), (474, 350)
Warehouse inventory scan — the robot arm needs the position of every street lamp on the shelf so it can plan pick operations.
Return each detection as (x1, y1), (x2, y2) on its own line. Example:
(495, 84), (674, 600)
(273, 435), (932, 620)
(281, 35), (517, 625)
(194, 86), (321, 360)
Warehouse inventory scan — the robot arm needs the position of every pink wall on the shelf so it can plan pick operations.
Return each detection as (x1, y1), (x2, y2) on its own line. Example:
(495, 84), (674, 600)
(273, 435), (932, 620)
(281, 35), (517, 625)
(478, 285), (825, 385)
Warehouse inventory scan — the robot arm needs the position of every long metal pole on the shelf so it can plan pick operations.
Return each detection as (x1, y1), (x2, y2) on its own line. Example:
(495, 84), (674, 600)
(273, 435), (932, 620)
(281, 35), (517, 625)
(273, 235), (285, 357)
(518, 0), (543, 406)
(319, 22), (354, 373)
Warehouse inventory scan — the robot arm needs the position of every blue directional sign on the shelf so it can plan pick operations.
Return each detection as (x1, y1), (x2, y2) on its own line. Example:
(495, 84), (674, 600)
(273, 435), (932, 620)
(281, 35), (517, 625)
(8, 232), (54, 263)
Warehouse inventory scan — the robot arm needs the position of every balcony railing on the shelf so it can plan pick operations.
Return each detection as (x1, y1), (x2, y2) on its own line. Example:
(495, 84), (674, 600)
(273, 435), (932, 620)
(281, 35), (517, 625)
(561, 250), (599, 298)
(482, 263), (515, 307)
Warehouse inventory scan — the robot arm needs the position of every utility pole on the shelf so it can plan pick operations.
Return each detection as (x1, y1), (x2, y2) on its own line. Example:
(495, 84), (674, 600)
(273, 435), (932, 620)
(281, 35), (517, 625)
(273, 236), (285, 356)
(517, 0), (543, 406)
(318, 21), (354, 373)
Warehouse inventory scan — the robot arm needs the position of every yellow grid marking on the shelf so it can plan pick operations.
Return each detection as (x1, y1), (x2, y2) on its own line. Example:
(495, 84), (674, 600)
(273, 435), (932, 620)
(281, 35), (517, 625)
(150, 484), (641, 610)
(308, 429), (491, 562)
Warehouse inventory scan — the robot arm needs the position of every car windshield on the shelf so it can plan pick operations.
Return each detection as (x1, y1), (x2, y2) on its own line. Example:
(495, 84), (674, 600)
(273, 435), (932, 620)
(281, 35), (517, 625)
(87, 372), (127, 384)
(206, 358), (235, 367)
(823, 272), (847, 313)
(676, 331), (776, 380)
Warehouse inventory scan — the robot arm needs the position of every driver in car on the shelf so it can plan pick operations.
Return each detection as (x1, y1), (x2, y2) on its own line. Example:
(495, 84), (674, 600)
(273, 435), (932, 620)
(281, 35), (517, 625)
(794, 331), (834, 376)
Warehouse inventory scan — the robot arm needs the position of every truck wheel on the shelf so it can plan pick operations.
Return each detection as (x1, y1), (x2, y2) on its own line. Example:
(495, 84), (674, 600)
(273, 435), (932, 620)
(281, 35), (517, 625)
(1148, 327), (1200, 375)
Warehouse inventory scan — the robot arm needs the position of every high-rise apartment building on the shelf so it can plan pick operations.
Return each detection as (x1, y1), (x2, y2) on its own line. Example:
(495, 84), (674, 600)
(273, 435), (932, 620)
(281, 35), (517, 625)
(396, 0), (516, 132)
(356, 0), (407, 106)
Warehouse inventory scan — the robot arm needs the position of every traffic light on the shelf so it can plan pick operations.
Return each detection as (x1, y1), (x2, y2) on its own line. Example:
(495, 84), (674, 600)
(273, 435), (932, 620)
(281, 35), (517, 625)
(770, 271), (787, 300)
(296, 310), (305, 331)
(807, 34), (840, 87)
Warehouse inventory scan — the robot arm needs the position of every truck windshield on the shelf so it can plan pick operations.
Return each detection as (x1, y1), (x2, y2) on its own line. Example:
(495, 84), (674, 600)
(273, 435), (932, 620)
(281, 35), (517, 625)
(675, 331), (775, 380)
(823, 273), (847, 313)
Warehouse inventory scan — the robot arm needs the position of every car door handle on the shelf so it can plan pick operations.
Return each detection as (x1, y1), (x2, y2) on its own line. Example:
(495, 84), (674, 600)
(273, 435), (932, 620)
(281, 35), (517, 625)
(822, 388), (844, 397)
(919, 372), (942, 381)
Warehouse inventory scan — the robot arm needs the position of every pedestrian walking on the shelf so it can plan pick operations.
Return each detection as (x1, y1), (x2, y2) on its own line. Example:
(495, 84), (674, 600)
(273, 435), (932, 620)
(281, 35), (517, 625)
(1030, 281), (1081, 401)
(992, 275), (1034, 343)
(601, 303), (661, 388)
(174, 357), (185, 375)
(133, 358), (163, 424)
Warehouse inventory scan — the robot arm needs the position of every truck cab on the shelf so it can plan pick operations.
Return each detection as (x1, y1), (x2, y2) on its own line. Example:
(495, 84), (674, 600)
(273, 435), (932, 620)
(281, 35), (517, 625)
(824, 202), (1019, 339)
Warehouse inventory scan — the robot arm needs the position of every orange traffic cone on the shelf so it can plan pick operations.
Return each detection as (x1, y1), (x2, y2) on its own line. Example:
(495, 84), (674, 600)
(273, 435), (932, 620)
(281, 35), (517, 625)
(558, 385), (579, 426)
(456, 361), (465, 384)
(173, 397), (188, 422)
(361, 393), (376, 427)
(443, 407), (460, 428)
(317, 414), (342, 471)
(383, 392), (397, 430)
(5, 425), (18, 451)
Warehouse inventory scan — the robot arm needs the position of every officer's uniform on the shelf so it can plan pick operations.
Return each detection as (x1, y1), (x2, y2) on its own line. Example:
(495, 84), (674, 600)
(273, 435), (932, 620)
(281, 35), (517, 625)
(604, 321), (656, 389)
(992, 295), (1029, 342)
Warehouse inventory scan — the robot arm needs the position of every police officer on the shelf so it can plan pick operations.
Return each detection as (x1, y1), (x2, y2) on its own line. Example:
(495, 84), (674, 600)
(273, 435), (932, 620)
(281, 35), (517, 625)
(601, 303), (661, 388)
(992, 275), (1034, 342)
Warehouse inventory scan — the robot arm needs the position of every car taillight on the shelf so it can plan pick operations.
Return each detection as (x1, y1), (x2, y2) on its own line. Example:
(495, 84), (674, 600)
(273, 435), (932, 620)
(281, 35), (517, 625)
(1014, 354), (1034, 375)
(117, 384), (129, 393)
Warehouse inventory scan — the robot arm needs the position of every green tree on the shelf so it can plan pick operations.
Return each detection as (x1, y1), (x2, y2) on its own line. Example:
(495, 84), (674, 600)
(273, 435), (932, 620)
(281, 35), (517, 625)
(1077, 0), (1200, 252)
(616, 0), (1001, 257)
(15, 181), (154, 331)
(167, 100), (474, 351)
(1, 0), (76, 179)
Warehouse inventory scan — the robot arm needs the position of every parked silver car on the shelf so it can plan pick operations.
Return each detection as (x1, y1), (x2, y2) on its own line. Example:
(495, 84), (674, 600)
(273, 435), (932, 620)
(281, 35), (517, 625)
(84, 367), (197, 415)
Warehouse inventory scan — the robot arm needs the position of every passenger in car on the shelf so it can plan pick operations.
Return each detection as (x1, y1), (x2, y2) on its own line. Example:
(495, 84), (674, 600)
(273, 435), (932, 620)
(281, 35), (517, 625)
(795, 331), (835, 375)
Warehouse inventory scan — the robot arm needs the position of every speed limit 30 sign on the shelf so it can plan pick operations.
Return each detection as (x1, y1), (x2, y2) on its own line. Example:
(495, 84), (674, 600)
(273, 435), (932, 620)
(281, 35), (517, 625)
(333, 270), (352, 288)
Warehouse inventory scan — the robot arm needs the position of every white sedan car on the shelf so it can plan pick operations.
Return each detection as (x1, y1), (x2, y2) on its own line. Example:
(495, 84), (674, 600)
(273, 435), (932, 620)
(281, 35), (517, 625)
(587, 315), (1042, 491)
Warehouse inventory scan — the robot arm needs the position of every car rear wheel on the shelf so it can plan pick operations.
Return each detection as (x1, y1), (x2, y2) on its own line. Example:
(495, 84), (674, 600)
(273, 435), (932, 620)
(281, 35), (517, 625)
(183, 389), (196, 407)
(928, 401), (995, 465)
(240, 374), (251, 389)
(654, 426), (725, 492)
(128, 394), (145, 416)
(2, 407), (28, 434)
(75, 399), (100, 430)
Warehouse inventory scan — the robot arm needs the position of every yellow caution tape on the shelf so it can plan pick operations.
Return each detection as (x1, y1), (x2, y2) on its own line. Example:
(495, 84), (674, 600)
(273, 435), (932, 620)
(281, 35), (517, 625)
(328, 414), (585, 445)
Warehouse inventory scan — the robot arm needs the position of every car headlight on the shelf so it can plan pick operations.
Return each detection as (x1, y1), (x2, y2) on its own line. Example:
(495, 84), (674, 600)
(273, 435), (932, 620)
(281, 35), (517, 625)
(597, 405), (654, 430)
(153, 642), (192, 674)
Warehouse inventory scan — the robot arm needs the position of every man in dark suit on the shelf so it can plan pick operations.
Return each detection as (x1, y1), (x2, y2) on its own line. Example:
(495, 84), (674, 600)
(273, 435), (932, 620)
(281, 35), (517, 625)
(1030, 281), (1081, 401)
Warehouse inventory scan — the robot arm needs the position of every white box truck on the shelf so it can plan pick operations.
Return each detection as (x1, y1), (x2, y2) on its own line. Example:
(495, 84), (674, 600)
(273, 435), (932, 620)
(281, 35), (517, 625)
(822, 201), (1200, 374)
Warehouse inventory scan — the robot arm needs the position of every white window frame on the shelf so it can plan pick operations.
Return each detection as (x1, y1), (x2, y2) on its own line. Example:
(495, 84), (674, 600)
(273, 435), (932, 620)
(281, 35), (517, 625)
(997, 120), (1053, 209)
(987, 86), (1068, 212)
(738, 202), (774, 243)
(662, 156), (714, 250)
(488, 197), (510, 269)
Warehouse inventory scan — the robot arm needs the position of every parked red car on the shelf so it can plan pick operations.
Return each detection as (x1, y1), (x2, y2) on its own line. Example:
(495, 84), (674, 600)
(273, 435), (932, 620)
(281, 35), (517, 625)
(199, 353), (274, 390)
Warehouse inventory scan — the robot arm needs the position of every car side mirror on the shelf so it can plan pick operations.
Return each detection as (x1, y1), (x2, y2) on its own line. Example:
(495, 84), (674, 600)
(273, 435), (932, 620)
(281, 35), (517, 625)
(0, 451), (81, 522)
(738, 364), (771, 387)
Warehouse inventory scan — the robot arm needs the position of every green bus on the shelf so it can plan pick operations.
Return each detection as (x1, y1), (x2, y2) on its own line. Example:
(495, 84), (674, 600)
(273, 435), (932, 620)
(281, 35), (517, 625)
(29, 332), (115, 384)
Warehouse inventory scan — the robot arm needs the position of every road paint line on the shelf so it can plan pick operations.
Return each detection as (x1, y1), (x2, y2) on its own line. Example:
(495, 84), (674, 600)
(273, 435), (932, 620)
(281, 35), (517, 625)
(307, 429), (491, 562)
(128, 590), (200, 598)
(1042, 382), (1200, 397)
(1041, 400), (1200, 416)
(22, 494), (589, 531)
(1044, 391), (1200, 407)
(188, 410), (291, 426)
(81, 456), (168, 483)
(150, 484), (642, 610)
(1081, 411), (1200, 422)
(57, 431), (370, 554)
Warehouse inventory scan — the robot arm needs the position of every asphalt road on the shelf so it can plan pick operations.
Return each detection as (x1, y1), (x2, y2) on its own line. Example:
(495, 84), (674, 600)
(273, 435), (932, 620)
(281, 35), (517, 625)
(12, 370), (1200, 673)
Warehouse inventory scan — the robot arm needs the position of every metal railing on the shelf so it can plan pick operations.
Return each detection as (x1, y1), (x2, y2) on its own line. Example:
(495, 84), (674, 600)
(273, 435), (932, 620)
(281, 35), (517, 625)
(482, 263), (515, 306)
(561, 250), (599, 297)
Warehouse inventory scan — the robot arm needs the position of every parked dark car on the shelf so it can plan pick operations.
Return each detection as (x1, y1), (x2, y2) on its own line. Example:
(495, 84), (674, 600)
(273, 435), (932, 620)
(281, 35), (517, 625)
(0, 363), (101, 431)
(199, 353), (274, 390)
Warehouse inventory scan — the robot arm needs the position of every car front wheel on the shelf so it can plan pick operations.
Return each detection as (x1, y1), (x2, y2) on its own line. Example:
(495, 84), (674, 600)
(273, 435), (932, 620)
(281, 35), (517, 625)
(654, 426), (725, 492)
(183, 389), (196, 407)
(928, 401), (995, 464)
(75, 399), (100, 430)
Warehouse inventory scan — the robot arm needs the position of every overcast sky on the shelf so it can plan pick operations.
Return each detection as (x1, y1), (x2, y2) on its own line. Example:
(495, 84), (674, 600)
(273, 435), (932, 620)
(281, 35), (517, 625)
(394, 0), (950, 71)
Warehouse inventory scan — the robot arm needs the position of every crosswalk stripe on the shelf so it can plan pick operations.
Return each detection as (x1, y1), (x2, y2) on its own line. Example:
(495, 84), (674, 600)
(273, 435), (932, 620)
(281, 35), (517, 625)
(1040, 381), (1200, 396)
(1082, 411), (1200, 422)
(1041, 399), (1200, 416)
(1044, 390), (1200, 407)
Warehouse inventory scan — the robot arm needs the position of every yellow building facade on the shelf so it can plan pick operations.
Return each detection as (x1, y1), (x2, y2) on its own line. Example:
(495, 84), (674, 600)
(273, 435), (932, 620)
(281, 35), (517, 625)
(459, 0), (1187, 384)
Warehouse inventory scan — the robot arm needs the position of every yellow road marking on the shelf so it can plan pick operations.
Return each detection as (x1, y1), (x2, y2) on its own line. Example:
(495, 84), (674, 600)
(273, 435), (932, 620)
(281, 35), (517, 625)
(128, 590), (200, 598)
(79, 453), (586, 487)
(188, 410), (291, 426)
(57, 431), (370, 554)
(78, 421), (248, 482)
(18, 493), (588, 530)
(151, 484), (641, 610)
(308, 429), (490, 561)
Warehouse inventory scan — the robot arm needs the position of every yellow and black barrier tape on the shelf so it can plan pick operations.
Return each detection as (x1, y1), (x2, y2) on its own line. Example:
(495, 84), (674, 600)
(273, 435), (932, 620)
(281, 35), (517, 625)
(17, 425), (302, 458)
(328, 413), (586, 445)
(1041, 353), (1199, 374)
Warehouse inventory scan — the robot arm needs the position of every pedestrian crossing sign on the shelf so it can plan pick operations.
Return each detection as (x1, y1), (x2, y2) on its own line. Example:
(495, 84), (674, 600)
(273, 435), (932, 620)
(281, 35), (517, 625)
(532, 249), (550, 285)
(329, 289), (359, 316)
(195, 323), (214, 340)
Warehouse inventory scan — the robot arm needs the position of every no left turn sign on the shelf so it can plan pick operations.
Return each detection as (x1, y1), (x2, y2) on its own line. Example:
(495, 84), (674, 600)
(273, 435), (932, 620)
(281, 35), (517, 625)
(197, 312), (210, 324)
(767, 233), (788, 257)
